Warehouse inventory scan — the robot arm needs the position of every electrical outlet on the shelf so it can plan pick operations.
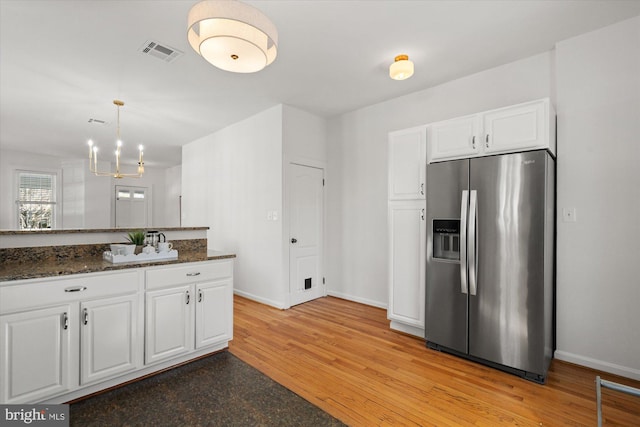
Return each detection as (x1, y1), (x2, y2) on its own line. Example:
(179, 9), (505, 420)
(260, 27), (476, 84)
(562, 208), (577, 222)
(267, 211), (273, 220)
(272, 210), (278, 221)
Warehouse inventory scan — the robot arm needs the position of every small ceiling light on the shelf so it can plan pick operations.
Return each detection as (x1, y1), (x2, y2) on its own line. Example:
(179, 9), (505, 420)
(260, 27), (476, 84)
(389, 54), (414, 80)
(187, 0), (278, 73)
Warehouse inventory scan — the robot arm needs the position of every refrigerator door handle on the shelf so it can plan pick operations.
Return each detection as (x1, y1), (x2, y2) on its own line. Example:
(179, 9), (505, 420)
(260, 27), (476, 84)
(460, 190), (469, 295)
(469, 190), (478, 296)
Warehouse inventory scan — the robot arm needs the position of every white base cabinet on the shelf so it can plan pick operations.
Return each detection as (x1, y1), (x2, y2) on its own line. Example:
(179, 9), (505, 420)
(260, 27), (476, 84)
(428, 98), (555, 163)
(145, 260), (233, 366)
(80, 294), (138, 386)
(145, 285), (192, 364)
(387, 201), (426, 336)
(0, 305), (73, 404)
(196, 280), (233, 348)
(0, 258), (233, 404)
(0, 271), (141, 405)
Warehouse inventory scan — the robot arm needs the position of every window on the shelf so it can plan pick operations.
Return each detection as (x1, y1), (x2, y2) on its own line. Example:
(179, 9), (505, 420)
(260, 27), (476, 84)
(16, 171), (57, 230)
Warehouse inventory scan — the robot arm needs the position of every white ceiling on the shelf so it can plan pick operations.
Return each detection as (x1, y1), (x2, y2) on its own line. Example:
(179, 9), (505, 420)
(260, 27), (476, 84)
(1, 0), (639, 168)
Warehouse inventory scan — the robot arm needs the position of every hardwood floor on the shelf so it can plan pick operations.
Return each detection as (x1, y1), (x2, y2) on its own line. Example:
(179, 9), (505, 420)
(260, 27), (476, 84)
(229, 295), (640, 426)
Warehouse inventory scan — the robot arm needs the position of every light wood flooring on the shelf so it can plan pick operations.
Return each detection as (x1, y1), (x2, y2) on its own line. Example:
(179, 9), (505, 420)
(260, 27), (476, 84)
(229, 295), (640, 426)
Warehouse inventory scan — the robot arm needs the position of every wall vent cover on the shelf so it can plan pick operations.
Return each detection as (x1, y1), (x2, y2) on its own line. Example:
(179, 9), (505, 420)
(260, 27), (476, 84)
(139, 40), (183, 63)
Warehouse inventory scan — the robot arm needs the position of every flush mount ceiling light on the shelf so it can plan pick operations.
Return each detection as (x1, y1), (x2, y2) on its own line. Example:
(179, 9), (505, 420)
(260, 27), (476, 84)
(86, 100), (144, 179)
(187, 0), (278, 73)
(389, 54), (414, 80)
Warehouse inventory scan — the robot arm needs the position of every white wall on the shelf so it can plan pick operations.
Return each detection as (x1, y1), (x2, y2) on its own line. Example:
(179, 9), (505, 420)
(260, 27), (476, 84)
(282, 105), (328, 163)
(183, 105), (286, 308)
(326, 52), (553, 307)
(182, 104), (327, 309)
(164, 165), (182, 227)
(0, 148), (171, 229)
(554, 16), (640, 379)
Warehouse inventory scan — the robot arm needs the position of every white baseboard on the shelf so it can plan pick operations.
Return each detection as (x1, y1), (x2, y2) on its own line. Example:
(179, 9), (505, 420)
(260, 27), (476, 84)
(390, 320), (424, 338)
(554, 350), (640, 381)
(233, 289), (286, 310)
(326, 290), (387, 309)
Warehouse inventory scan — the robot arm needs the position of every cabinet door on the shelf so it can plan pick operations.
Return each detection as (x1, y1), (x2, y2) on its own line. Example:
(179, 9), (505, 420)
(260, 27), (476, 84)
(145, 285), (192, 365)
(80, 294), (138, 385)
(388, 127), (426, 200)
(483, 99), (548, 154)
(0, 305), (72, 404)
(388, 201), (426, 329)
(195, 279), (233, 349)
(428, 115), (480, 163)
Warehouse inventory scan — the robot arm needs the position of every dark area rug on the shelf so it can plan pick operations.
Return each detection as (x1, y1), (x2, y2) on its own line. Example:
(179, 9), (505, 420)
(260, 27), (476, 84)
(70, 351), (345, 426)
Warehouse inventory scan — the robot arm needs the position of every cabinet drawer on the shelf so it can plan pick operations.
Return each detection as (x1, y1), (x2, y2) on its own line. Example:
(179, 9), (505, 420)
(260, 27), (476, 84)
(145, 260), (233, 290)
(0, 271), (141, 313)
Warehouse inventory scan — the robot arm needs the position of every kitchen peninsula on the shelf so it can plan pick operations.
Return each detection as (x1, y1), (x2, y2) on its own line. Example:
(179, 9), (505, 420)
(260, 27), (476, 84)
(0, 227), (235, 405)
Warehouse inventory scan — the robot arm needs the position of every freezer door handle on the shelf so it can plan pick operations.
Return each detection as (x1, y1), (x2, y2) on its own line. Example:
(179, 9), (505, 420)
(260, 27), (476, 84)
(469, 190), (478, 296)
(460, 190), (469, 295)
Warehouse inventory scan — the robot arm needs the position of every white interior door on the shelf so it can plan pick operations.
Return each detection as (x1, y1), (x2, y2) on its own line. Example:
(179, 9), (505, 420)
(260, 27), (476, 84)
(115, 185), (148, 228)
(289, 163), (324, 306)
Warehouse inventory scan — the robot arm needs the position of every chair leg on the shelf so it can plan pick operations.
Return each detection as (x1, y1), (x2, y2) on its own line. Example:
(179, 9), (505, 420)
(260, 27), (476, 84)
(596, 375), (603, 427)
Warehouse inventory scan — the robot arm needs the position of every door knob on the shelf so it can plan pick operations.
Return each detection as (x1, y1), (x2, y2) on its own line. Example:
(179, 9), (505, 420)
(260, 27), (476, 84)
(291, 238), (297, 244)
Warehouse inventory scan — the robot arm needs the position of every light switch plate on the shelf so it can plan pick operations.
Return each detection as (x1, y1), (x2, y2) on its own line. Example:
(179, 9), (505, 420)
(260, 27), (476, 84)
(562, 208), (577, 222)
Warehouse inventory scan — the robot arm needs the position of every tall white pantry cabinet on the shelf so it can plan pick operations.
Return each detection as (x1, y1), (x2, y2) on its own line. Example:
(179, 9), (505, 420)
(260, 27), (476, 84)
(387, 126), (427, 337)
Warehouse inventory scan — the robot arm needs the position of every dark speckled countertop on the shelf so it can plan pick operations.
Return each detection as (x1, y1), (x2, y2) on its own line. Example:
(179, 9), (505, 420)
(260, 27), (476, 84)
(0, 226), (208, 235)
(0, 248), (235, 283)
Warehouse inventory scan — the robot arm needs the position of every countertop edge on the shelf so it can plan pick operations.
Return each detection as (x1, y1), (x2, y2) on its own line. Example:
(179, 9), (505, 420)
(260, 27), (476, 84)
(0, 252), (236, 283)
(0, 227), (209, 236)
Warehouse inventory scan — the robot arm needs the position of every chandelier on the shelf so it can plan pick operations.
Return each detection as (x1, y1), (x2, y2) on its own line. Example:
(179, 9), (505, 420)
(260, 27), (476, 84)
(87, 100), (144, 179)
(187, 0), (278, 73)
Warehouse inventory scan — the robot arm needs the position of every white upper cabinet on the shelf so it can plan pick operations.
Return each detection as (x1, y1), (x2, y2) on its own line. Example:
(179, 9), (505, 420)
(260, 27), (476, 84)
(427, 98), (555, 163)
(483, 99), (552, 154)
(428, 115), (480, 163)
(388, 126), (426, 200)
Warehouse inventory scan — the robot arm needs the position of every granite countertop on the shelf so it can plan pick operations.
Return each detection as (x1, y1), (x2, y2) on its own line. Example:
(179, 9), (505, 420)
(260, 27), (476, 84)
(0, 250), (236, 283)
(0, 227), (209, 236)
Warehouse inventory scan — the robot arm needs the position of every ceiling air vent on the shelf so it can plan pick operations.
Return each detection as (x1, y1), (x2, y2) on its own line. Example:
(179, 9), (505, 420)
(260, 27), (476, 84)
(139, 40), (183, 63)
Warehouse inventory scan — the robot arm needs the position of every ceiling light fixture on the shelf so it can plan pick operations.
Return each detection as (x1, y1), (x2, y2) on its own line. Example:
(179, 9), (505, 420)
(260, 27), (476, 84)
(187, 0), (278, 73)
(389, 54), (414, 80)
(87, 100), (144, 179)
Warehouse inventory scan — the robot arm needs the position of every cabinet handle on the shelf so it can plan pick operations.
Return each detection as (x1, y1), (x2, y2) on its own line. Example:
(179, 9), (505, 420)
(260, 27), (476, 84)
(485, 134), (490, 148)
(421, 208), (425, 221)
(186, 290), (190, 305)
(62, 312), (68, 330)
(198, 290), (203, 303)
(186, 272), (200, 277)
(83, 308), (89, 325)
(472, 135), (476, 149)
(64, 286), (87, 292)
(420, 183), (424, 195)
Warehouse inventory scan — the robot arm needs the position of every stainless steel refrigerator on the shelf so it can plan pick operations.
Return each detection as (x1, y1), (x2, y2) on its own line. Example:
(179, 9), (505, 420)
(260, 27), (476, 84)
(425, 150), (555, 383)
